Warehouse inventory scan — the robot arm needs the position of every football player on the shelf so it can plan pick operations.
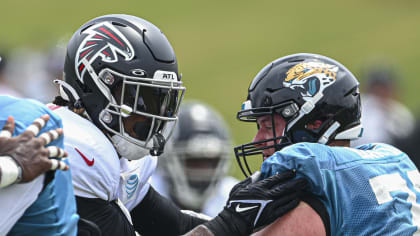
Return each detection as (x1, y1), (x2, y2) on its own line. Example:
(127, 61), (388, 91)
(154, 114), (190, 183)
(0, 95), (78, 235)
(53, 14), (308, 236)
(233, 53), (420, 235)
(151, 101), (239, 217)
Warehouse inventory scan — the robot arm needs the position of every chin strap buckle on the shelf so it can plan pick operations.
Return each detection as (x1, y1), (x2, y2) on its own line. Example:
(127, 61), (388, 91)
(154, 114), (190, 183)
(318, 121), (341, 144)
(150, 133), (166, 156)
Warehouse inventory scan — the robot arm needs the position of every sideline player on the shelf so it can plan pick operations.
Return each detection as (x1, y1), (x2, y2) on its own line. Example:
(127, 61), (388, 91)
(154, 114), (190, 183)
(151, 101), (239, 217)
(0, 95), (78, 235)
(233, 53), (420, 235)
(53, 14), (308, 236)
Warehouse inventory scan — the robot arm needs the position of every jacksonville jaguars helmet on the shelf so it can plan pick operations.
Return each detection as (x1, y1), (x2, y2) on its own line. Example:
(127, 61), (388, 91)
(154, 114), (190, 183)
(235, 53), (362, 176)
(159, 101), (232, 211)
(57, 14), (185, 157)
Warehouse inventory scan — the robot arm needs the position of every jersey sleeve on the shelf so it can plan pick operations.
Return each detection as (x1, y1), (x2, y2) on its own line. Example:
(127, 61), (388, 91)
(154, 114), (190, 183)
(118, 155), (158, 211)
(260, 143), (333, 196)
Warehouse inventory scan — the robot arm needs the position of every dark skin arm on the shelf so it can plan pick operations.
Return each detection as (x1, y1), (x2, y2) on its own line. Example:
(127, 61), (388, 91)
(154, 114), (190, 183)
(0, 115), (68, 183)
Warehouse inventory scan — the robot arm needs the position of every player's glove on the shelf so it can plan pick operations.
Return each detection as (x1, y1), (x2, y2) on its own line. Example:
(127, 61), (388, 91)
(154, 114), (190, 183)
(204, 170), (308, 236)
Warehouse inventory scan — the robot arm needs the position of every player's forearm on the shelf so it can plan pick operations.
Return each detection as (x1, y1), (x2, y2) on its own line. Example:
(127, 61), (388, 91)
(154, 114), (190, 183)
(182, 225), (214, 236)
(131, 187), (209, 235)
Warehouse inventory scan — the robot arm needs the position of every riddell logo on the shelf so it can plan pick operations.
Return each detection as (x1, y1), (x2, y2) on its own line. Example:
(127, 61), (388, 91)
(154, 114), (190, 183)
(75, 147), (95, 166)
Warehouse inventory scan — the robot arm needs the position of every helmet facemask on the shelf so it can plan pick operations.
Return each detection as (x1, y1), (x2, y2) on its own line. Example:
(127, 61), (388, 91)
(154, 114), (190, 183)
(157, 101), (233, 210)
(60, 15), (184, 158)
(234, 53), (363, 177)
(164, 134), (231, 211)
(234, 101), (297, 176)
(235, 97), (362, 177)
(98, 68), (186, 157)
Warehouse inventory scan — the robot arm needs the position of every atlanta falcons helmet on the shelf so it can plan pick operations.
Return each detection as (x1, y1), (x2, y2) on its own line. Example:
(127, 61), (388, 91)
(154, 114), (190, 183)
(159, 101), (232, 210)
(57, 14), (185, 157)
(235, 53), (362, 176)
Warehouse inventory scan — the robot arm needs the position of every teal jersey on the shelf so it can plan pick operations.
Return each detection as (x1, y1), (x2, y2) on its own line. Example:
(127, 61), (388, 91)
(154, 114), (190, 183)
(0, 96), (78, 235)
(261, 142), (420, 236)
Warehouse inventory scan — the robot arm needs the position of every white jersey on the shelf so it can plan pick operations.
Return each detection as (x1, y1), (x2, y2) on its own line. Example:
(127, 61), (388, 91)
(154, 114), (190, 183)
(0, 176), (44, 235)
(53, 106), (157, 209)
(201, 176), (238, 217)
(151, 173), (238, 217)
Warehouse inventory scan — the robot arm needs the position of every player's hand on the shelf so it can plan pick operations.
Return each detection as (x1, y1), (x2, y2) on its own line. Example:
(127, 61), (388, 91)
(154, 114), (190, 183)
(204, 170), (308, 236)
(0, 115), (69, 183)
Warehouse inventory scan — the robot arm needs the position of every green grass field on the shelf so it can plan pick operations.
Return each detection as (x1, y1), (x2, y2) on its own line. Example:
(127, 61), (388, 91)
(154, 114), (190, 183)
(2, 0), (420, 178)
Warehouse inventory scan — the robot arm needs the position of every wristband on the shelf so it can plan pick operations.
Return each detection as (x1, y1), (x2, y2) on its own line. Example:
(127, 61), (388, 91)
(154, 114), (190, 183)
(0, 156), (22, 188)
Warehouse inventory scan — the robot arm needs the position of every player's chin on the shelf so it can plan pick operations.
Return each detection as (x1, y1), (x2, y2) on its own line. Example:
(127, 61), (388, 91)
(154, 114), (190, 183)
(262, 153), (271, 161)
(262, 149), (276, 160)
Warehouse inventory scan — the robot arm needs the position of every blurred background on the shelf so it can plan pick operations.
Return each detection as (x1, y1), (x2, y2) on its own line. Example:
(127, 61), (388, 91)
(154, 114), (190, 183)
(1, 0), (420, 179)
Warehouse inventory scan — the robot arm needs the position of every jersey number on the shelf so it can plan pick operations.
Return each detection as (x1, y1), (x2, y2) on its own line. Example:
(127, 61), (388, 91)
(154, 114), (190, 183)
(369, 170), (420, 235)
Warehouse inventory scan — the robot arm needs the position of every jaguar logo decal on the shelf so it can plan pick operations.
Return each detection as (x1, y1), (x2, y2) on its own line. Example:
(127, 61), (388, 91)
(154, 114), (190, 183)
(283, 62), (338, 100)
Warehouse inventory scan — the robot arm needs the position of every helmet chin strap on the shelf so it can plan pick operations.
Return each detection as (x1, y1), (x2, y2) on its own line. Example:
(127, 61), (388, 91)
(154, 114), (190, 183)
(55, 79), (93, 122)
(318, 121), (341, 144)
(54, 79), (80, 102)
(133, 121), (166, 156)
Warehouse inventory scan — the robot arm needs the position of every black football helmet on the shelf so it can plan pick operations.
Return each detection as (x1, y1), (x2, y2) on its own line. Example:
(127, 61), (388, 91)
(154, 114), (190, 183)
(234, 53), (362, 176)
(159, 101), (232, 210)
(57, 14), (185, 156)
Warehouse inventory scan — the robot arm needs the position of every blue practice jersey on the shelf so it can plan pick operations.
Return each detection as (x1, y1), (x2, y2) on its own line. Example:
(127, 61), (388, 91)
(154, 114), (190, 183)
(261, 142), (420, 236)
(0, 96), (78, 236)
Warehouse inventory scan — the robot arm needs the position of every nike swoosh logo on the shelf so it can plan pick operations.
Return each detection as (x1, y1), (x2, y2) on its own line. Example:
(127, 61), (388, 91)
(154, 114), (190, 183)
(236, 204), (259, 213)
(75, 147), (95, 166)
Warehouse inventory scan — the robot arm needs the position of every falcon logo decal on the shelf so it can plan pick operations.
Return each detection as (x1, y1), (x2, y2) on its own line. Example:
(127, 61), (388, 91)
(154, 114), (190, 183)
(75, 22), (134, 82)
(283, 62), (338, 100)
